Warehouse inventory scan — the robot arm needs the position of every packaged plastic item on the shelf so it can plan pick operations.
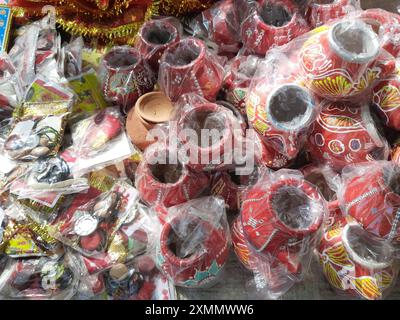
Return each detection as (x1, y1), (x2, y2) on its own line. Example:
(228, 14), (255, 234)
(240, 0), (310, 56)
(155, 197), (230, 288)
(49, 180), (139, 257)
(136, 18), (181, 73)
(158, 37), (225, 102)
(307, 101), (389, 171)
(338, 161), (400, 244)
(190, 0), (241, 57)
(135, 143), (210, 208)
(317, 213), (399, 300)
(70, 107), (135, 178)
(60, 37), (84, 79)
(0, 252), (80, 300)
(240, 169), (327, 298)
(0, 53), (23, 110)
(98, 46), (156, 115)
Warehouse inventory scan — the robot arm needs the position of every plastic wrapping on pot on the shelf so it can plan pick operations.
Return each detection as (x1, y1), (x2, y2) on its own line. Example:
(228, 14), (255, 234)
(189, 0), (242, 57)
(49, 181), (139, 257)
(337, 161), (400, 246)
(70, 107), (136, 178)
(154, 196), (230, 288)
(80, 202), (161, 275)
(173, 94), (246, 172)
(246, 54), (321, 160)
(0, 251), (80, 300)
(307, 101), (390, 171)
(158, 37), (226, 102)
(98, 46), (156, 115)
(317, 206), (399, 300)
(3, 78), (73, 161)
(136, 17), (182, 74)
(240, 169), (327, 299)
(223, 55), (262, 116)
(239, 0), (310, 56)
(135, 142), (210, 208)
(306, 0), (360, 28)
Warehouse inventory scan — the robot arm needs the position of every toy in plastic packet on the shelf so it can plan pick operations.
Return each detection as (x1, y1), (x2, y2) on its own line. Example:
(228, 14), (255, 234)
(80, 202), (161, 275)
(0, 252), (80, 299)
(155, 197), (230, 288)
(240, 169), (327, 299)
(49, 181), (139, 257)
(317, 210), (399, 300)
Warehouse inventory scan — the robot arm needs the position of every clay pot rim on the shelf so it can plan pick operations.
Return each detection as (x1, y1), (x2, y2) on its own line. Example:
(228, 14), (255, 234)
(135, 91), (173, 124)
(179, 103), (232, 155)
(266, 178), (324, 235)
(254, 0), (299, 31)
(103, 47), (141, 72)
(162, 37), (206, 70)
(342, 223), (393, 269)
(160, 214), (213, 268)
(328, 20), (380, 64)
(139, 20), (179, 49)
(265, 83), (315, 132)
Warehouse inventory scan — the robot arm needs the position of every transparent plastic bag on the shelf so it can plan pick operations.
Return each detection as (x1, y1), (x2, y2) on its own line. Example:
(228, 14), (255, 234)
(240, 169), (328, 299)
(0, 53), (23, 110)
(154, 196), (230, 288)
(70, 107), (135, 178)
(158, 37), (226, 102)
(49, 180), (139, 257)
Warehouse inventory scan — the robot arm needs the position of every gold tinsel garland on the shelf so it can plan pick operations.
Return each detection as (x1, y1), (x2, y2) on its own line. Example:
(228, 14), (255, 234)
(159, 0), (215, 17)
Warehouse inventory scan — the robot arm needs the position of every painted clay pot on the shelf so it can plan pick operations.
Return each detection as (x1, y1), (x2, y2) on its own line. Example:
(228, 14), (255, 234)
(99, 46), (156, 114)
(135, 144), (210, 208)
(194, 0), (241, 55)
(359, 9), (400, 57)
(240, 0), (309, 56)
(241, 175), (326, 273)
(247, 81), (318, 160)
(299, 19), (395, 101)
(156, 213), (229, 288)
(126, 91), (174, 151)
(308, 102), (389, 171)
(306, 0), (355, 28)
(318, 222), (397, 300)
(177, 102), (236, 172)
(256, 133), (291, 169)
(372, 70), (400, 131)
(231, 216), (253, 270)
(158, 37), (224, 102)
(340, 161), (400, 243)
(211, 167), (260, 212)
(301, 164), (337, 201)
(136, 19), (180, 73)
(223, 55), (261, 116)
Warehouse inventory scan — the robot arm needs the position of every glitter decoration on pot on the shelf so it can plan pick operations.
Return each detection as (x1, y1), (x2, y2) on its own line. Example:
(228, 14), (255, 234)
(135, 143), (210, 208)
(136, 19), (180, 74)
(231, 216), (253, 270)
(158, 37), (225, 102)
(156, 197), (230, 288)
(241, 171), (326, 274)
(339, 161), (400, 243)
(308, 101), (389, 171)
(99, 46), (156, 114)
(240, 0), (309, 56)
(247, 81), (318, 160)
(126, 91), (174, 152)
(318, 221), (398, 300)
(306, 0), (357, 28)
(299, 19), (395, 101)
